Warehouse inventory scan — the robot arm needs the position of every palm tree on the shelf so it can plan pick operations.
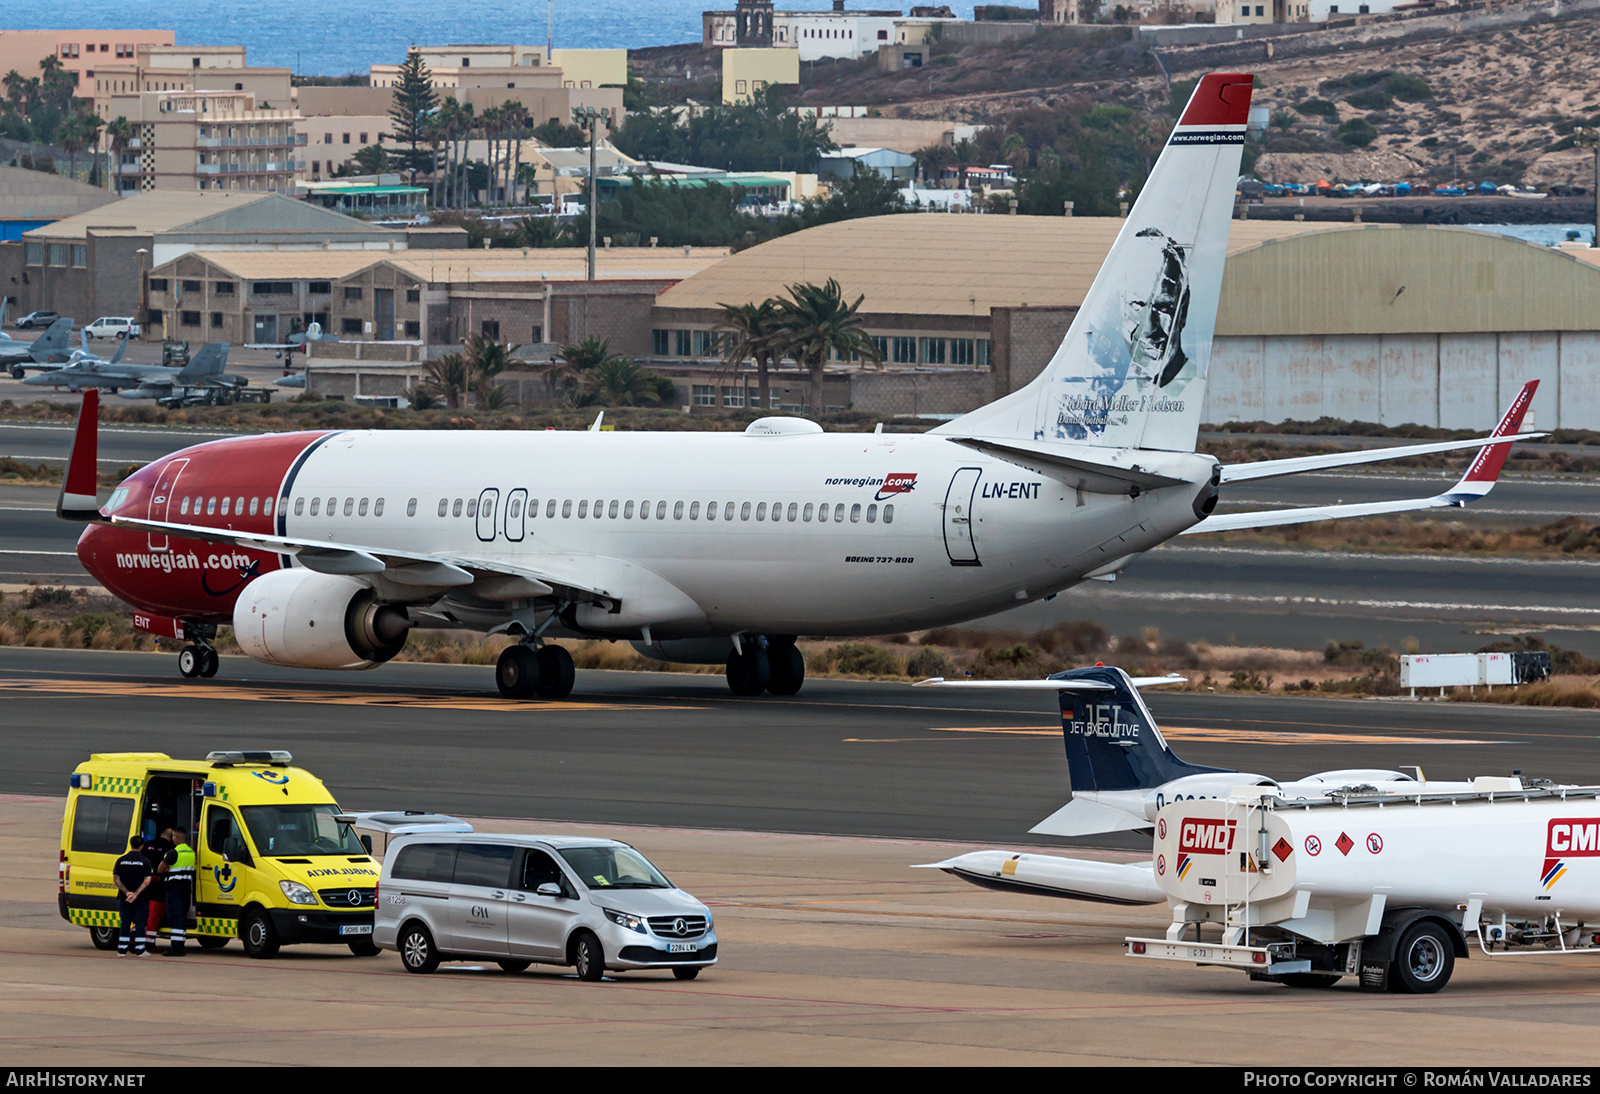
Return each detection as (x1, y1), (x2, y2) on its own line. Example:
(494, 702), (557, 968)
(590, 357), (664, 407)
(2, 70), (25, 113)
(715, 299), (782, 412)
(105, 116), (133, 192)
(772, 279), (879, 417)
(462, 332), (511, 406)
(421, 352), (471, 408)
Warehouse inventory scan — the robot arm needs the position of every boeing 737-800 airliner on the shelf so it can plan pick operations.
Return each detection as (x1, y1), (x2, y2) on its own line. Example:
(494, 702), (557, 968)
(56, 73), (1539, 699)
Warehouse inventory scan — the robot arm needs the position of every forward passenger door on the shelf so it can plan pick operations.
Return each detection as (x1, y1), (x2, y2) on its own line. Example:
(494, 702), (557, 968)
(447, 843), (514, 957)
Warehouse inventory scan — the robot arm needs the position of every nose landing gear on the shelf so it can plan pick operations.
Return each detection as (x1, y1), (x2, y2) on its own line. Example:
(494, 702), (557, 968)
(727, 636), (805, 697)
(178, 641), (219, 679)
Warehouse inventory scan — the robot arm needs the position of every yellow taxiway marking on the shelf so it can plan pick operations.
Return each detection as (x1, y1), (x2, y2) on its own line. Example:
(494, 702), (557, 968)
(910, 726), (1503, 746)
(0, 678), (691, 713)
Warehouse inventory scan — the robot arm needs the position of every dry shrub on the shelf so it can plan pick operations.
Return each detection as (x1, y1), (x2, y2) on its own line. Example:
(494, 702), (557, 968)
(1451, 677), (1600, 708)
(25, 625), (62, 648)
(815, 642), (903, 677)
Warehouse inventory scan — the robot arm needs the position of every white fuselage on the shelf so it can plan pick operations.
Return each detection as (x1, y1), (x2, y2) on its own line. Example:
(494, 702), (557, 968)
(272, 429), (1211, 638)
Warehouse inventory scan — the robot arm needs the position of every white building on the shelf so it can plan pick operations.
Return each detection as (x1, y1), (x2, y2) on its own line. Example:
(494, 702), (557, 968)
(704, 1), (903, 63)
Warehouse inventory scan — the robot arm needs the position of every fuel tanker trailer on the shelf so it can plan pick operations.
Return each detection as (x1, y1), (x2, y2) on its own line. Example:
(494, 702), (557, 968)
(1125, 778), (1600, 993)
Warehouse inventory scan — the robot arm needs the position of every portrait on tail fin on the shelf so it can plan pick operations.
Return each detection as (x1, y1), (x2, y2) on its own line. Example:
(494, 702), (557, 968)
(1128, 228), (1192, 388)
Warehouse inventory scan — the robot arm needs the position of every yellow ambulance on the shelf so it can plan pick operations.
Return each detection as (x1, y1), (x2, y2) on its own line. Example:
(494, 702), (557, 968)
(59, 750), (380, 958)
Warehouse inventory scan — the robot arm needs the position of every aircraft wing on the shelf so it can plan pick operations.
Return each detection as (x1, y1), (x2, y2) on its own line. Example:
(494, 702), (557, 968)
(1189, 380), (1538, 534)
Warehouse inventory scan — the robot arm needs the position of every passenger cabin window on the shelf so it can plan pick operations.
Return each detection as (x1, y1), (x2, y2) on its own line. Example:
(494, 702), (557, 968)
(788, 503), (799, 522)
(452, 499), (463, 518)
(248, 497), (259, 516)
(803, 503), (814, 522)
(673, 501), (684, 520)
(608, 500), (618, 519)
(548, 500), (558, 518)
(358, 498), (368, 517)
(467, 498), (478, 518)
(265, 497), (276, 517)
(391, 843), (457, 883)
(510, 499), (522, 519)
(220, 498), (230, 516)
(295, 498), (305, 516)
(454, 843), (514, 888)
(818, 503), (830, 523)
(741, 502), (752, 521)
(834, 503), (845, 522)
(724, 502), (735, 520)
(622, 501), (632, 518)
(482, 498), (493, 520)
(407, 498), (417, 517)
(236, 497), (244, 515)
(180, 498), (190, 515)
(867, 504), (877, 523)
(326, 497), (336, 515)
(561, 500), (571, 518)
(756, 503), (767, 521)
(577, 500), (588, 518)
(656, 501), (667, 520)
(344, 498), (355, 517)
(207, 497), (217, 515)
(851, 504), (862, 523)
(309, 498), (320, 516)
(883, 504), (894, 524)
(689, 502), (700, 520)
(593, 498), (603, 516)
(438, 499), (448, 517)
(374, 498), (384, 517)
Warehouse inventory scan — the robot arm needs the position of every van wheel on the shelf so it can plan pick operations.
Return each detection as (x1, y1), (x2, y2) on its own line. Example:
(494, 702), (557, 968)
(88, 926), (118, 951)
(672, 966), (701, 981)
(571, 931), (605, 981)
(347, 940), (381, 957)
(196, 935), (229, 951)
(240, 908), (280, 959)
(1391, 921), (1455, 994)
(399, 923), (440, 974)
(497, 959), (532, 973)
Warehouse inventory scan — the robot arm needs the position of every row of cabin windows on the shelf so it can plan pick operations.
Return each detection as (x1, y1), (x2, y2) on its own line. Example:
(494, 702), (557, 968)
(183, 494), (894, 526)
(457, 496), (896, 525)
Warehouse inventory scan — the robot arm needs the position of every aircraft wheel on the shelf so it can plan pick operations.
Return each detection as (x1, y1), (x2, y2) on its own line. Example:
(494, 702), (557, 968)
(178, 645), (202, 679)
(766, 641), (805, 696)
(496, 644), (541, 700)
(536, 645), (575, 699)
(198, 647), (219, 678)
(9, 366), (21, 380)
(726, 647), (770, 696)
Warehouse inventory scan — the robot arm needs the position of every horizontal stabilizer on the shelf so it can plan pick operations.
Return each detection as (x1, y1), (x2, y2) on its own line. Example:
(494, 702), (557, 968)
(946, 436), (1188, 494)
(1029, 796), (1150, 837)
(1220, 432), (1544, 483)
(914, 674), (1186, 689)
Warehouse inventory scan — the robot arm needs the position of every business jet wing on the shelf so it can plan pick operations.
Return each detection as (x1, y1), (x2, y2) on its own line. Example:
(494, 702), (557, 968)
(1187, 379), (1538, 534)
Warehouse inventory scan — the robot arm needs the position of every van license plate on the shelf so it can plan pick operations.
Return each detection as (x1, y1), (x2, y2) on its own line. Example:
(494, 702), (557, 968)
(340, 925), (373, 936)
(668, 943), (696, 953)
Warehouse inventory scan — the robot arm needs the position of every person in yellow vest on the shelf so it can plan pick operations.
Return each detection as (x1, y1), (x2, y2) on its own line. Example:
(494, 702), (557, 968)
(157, 828), (195, 956)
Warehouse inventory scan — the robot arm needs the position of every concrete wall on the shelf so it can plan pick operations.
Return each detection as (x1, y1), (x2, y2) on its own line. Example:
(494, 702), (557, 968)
(849, 370), (992, 416)
(1204, 332), (1595, 430)
(990, 304), (1075, 401)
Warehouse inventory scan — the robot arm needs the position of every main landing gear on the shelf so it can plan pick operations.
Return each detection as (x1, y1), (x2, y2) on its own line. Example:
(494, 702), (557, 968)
(726, 636), (805, 697)
(495, 642), (576, 701)
(177, 626), (219, 680)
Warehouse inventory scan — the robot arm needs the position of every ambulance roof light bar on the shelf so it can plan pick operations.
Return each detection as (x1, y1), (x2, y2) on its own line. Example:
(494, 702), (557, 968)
(205, 750), (293, 767)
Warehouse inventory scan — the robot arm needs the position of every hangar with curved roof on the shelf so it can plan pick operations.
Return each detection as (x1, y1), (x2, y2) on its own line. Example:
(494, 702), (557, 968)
(650, 214), (1600, 429)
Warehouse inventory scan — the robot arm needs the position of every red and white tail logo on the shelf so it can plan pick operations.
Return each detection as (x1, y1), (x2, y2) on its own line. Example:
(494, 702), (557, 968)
(1456, 379), (1538, 494)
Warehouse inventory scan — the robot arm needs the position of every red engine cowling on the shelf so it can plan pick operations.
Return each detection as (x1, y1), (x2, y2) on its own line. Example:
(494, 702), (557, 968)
(232, 569), (410, 670)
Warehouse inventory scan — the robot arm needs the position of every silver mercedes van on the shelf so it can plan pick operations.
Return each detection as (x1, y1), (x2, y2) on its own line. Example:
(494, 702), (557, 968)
(373, 832), (717, 981)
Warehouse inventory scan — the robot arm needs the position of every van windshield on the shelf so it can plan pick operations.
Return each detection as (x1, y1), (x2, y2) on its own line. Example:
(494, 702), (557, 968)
(240, 804), (363, 857)
(557, 846), (671, 890)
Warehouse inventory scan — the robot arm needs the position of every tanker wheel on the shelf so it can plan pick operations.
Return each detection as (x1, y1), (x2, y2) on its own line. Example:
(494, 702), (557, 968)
(1279, 973), (1341, 989)
(1391, 922), (1455, 994)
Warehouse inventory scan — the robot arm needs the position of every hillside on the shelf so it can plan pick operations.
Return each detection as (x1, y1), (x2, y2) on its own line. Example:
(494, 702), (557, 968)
(786, 3), (1600, 190)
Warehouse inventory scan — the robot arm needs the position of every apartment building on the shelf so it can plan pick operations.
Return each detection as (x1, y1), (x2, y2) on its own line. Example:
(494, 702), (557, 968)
(101, 90), (304, 194)
(369, 45), (626, 91)
(0, 29), (174, 97)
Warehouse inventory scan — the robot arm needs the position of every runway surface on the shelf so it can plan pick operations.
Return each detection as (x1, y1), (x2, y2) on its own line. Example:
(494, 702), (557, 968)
(4, 648), (1593, 847)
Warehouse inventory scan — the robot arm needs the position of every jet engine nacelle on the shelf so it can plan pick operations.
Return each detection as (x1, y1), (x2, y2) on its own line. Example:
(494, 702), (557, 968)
(1143, 771), (1277, 821)
(232, 568), (410, 670)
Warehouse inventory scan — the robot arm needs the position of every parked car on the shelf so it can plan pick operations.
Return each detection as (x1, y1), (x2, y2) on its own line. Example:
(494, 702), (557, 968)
(374, 832), (718, 981)
(14, 310), (59, 329)
(84, 316), (141, 340)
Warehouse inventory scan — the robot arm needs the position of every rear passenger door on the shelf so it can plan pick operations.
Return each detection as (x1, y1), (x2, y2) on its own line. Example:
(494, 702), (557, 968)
(447, 843), (515, 957)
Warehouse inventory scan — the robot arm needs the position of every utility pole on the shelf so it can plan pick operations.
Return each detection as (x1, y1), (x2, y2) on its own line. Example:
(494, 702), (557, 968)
(572, 105), (610, 281)
(1576, 127), (1599, 247)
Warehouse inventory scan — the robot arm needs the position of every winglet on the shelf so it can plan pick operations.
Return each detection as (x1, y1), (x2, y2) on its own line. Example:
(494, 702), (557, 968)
(1448, 379), (1538, 499)
(58, 388), (101, 521)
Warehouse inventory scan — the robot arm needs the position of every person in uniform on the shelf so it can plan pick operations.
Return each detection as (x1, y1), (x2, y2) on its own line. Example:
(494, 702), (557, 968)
(142, 828), (171, 953)
(158, 828), (195, 956)
(113, 835), (152, 956)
